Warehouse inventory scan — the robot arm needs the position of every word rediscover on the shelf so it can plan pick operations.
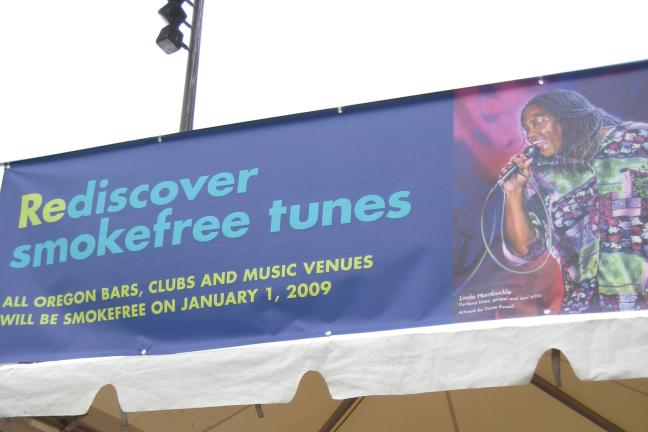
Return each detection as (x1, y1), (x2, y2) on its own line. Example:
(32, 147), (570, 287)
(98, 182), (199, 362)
(17, 168), (259, 229)
(11, 169), (259, 269)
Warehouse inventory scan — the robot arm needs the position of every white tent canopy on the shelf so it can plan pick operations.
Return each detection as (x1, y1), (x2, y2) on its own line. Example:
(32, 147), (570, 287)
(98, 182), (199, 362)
(1, 313), (647, 417)
(3, 351), (648, 431)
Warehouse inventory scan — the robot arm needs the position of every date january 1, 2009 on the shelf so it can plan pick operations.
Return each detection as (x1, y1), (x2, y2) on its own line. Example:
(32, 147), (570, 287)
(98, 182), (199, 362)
(175, 280), (334, 312)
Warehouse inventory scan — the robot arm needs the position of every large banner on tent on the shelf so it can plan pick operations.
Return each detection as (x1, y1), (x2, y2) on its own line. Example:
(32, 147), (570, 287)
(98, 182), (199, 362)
(1, 61), (648, 362)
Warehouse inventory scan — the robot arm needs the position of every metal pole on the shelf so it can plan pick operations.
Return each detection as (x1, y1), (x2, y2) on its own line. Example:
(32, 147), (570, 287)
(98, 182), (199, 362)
(531, 374), (624, 432)
(179, 0), (204, 132)
(318, 398), (361, 432)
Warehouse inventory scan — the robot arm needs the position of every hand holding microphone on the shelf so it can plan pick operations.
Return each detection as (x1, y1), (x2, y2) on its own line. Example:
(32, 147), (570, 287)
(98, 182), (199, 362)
(497, 144), (539, 192)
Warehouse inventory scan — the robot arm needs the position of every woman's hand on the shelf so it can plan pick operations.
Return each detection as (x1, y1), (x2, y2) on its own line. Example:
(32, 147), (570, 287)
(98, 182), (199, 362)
(501, 153), (536, 256)
(500, 153), (534, 194)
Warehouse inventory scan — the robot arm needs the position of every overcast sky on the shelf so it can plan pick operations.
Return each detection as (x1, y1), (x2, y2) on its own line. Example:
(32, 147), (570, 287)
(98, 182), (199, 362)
(1, 0), (648, 173)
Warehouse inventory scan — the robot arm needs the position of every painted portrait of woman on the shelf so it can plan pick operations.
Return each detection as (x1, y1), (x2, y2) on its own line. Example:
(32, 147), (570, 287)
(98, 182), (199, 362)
(501, 89), (648, 312)
(453, 65), (648, 319)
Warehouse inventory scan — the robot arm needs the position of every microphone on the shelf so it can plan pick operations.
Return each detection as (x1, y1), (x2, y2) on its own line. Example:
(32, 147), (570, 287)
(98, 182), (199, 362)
(496, 144), (539, 186)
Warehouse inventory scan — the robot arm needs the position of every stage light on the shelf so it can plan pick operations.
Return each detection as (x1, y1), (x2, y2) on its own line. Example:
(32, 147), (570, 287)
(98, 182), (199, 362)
(156, 0), (188, 54)
(156, 24), (185, 54)
(158, 2), (187, 25)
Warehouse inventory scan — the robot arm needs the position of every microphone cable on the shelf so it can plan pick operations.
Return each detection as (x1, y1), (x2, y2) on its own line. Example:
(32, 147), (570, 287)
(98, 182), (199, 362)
(479, 177), (552, 274)
(453, 174), (553, 297)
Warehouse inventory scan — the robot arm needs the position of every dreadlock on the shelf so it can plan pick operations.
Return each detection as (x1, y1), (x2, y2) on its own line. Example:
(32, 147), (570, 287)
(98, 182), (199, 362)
(522, 89), (621, 161)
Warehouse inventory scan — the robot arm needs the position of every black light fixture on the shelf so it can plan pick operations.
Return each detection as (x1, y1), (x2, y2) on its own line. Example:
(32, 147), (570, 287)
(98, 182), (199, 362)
(156, 24), (185, 54)
(158, 1), (187, 25)
(156, 0), (188, 54)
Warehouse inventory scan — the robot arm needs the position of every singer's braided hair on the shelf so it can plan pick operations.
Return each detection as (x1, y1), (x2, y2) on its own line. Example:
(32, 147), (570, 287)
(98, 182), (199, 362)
(522, 89), (621, 161)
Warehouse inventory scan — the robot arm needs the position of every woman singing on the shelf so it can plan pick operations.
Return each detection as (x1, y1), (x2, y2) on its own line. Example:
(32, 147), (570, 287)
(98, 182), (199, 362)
(501, 89), (648, 312)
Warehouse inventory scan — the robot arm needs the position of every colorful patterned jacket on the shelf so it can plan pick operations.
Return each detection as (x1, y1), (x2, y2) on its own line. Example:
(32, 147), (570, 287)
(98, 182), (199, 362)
(505, 123), (648, 312)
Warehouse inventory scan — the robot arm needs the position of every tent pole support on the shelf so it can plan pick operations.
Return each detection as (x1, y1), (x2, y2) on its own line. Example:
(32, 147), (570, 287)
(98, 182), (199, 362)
(444, 391), (460, 432)
(531, 374), (624, 432)
(119, 407), (129, 427)
(318, 397), (361, 432)
(254, 404), (265, 418)
(551, 348), (562, 387)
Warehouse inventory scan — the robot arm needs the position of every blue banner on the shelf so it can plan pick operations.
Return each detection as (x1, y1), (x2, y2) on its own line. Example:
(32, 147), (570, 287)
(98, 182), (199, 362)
(0, 95), (453, 362)
(2, 61), (648, 362)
